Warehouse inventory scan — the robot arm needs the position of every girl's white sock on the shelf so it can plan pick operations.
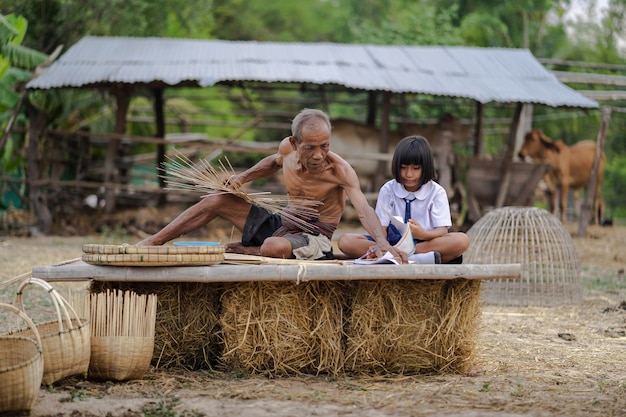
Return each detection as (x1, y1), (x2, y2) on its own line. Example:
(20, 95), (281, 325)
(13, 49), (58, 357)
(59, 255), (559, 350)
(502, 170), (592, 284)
(408, 251), (441, 264)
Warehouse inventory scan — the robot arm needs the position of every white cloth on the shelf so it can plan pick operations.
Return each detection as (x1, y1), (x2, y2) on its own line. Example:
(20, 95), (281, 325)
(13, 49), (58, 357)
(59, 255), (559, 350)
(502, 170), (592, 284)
(408, 251), (438, 264)
(291, 233), (333, 260)
(375, 180), (451, 231)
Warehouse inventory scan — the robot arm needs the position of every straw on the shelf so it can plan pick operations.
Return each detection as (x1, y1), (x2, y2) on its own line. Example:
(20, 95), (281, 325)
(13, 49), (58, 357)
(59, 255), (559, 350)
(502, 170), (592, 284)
(162, 150), (322, 233)
(82, 289), (158, 381)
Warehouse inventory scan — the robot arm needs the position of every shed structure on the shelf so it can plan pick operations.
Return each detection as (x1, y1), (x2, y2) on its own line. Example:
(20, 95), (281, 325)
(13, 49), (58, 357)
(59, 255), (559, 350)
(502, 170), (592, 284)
(23, 36), (599, 230)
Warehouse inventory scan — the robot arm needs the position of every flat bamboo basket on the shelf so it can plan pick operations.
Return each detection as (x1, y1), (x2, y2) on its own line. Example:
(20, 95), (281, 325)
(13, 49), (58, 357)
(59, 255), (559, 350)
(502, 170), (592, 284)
(0, 303), (44, 414)
(13, 278), (91, 385)
(82, 244), (225, 266)
(72, 289), (157, 381)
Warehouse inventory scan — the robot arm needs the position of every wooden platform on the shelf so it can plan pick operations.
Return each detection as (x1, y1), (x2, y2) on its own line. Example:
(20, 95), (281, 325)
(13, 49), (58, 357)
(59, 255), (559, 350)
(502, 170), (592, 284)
(30, 256), (522, 376)
(32, 258), (521, 283)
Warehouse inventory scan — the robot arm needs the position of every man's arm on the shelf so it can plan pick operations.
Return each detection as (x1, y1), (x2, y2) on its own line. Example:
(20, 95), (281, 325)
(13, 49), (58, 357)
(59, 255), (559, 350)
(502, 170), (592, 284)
(231, 138), (289, 185)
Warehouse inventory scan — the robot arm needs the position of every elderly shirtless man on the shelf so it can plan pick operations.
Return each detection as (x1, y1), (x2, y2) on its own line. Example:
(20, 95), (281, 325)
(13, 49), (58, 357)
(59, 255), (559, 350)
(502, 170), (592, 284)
(138, 108), (406, 263)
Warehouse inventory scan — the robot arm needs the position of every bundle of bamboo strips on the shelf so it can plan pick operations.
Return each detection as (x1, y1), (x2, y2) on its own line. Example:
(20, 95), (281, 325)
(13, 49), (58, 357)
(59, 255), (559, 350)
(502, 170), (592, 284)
(163, 150), (322, 233)
(80, 289), (157, 381)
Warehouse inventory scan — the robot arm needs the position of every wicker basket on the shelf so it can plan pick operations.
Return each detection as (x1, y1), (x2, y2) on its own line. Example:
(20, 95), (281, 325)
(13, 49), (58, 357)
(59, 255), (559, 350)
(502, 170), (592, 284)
(82, 244), (225, 266)
(13, 278), (91, 385)
(465, 206), (582, 306)
(89, 336), (156, 381)
(85, 289), (157, 381)
(0, 303), (44, 414)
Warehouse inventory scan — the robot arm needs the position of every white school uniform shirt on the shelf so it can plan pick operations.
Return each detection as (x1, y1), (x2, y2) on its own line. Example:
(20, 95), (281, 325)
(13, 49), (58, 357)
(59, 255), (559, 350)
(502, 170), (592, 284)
(375, 179), (452, 231)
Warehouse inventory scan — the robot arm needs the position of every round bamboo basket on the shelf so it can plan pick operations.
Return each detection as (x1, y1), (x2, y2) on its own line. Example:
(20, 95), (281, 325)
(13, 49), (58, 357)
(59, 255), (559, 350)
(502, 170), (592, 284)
(82, 244), (225, 266)
(0, 303), (44, 414)
(84, 289), (157, 381)
(13, 278), (91, 385)
(89, 336), (155, 381)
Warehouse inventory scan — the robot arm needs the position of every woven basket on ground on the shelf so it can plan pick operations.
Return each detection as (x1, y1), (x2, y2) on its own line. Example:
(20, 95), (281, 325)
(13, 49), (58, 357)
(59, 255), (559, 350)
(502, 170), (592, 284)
(0, 303), (44, 414)
(13, 278), (90, 385)
(77, 289), (158, 381)
(465, 206), (581, 306)
(81, 244), (225, 266)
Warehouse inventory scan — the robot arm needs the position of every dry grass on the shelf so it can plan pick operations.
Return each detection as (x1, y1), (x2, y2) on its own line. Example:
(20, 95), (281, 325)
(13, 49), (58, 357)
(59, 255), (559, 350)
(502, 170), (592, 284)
(220, 280), (349, 376)
(0, 225), (625, 416)
(345, 279), (481, 375)
(89, 281), (222, 371)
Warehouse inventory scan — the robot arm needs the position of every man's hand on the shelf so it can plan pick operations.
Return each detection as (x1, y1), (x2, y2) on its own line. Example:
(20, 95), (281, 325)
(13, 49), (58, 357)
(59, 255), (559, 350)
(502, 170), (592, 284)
(377, 241), (408, 264)
(223, 174), (241, 188)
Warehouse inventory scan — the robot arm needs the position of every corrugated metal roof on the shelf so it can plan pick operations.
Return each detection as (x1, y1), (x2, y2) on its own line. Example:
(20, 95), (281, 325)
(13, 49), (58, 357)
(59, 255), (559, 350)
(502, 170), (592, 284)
(26, 36), (598, 108)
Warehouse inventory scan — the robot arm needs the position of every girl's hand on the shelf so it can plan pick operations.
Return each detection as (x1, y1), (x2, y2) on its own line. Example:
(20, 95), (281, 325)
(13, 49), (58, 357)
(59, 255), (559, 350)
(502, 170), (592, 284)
(408, 219), (428, 240)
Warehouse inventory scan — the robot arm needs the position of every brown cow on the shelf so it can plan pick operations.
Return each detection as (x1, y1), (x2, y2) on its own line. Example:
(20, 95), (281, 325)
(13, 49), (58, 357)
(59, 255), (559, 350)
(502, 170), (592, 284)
(330, 114), (472, 198)
(518, 128), (604, 224)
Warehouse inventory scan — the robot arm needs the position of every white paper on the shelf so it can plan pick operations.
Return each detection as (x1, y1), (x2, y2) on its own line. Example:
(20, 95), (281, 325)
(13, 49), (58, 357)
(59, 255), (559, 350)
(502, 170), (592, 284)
(353, 251), (405, 265)
(383, 207), (415, 256)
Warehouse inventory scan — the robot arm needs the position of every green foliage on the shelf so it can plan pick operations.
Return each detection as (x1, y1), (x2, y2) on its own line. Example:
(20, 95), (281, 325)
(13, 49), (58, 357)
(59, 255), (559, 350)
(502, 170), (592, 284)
(141, 397), (206, 417)
(0, 67), (29, 110)
(0, 13), (46, 70)
(602, 155), (626, 214)
(350, 1), (463, 46)
(212, 0), (350, 42)
(0, 12), (48, 211)
(460, 12), (512, 47)
(0, 13), (19, 44)
(1, 1), (626, 214)
(59, 389), (91, 403)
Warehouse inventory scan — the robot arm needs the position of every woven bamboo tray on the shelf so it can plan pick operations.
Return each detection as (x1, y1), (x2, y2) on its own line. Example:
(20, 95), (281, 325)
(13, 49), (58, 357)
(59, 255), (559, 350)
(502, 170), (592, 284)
(82, 244), (225, 266)
(0, 303), (44, 414)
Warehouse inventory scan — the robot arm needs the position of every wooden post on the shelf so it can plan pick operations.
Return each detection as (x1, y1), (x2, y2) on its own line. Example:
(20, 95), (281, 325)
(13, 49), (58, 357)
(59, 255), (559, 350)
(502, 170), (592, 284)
(374, 92), (392, 191)
(24, 95), (52, 234)
(577, 106), (611, 237)
(366, 92), (377, 126)
(495, 103), (523, 208)
(103, 86), (132, 213)
(154, 88), (166, 206)
(515, 104), (533, 153)
(473, 102), (484, 157)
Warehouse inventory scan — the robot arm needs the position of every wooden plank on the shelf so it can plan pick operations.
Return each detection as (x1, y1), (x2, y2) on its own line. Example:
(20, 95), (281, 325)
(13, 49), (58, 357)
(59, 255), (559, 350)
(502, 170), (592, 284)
(32, 260), (521, 283)
(551, 71), (626, 87)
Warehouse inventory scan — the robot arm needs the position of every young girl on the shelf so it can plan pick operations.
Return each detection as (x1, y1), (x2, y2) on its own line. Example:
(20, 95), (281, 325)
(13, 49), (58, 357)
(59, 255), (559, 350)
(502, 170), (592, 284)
(338, 135), (469, 264)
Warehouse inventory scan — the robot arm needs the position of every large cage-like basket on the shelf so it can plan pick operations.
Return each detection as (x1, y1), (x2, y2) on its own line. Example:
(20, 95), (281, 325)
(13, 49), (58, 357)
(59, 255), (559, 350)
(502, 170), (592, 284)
(465, 207), (582, 306)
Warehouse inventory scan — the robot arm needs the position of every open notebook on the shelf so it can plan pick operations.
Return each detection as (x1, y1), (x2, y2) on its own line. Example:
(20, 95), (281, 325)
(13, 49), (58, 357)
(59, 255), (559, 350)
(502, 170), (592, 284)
(354, 208), (415, 265)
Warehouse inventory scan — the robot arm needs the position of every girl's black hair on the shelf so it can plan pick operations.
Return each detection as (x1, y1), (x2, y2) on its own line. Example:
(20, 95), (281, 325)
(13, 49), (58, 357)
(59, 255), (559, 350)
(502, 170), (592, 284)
(391, 135), (436, 186)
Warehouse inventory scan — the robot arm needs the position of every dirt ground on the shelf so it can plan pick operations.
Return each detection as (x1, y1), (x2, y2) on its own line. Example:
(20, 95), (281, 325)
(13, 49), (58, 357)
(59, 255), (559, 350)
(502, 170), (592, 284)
(0, 218), (625, 417)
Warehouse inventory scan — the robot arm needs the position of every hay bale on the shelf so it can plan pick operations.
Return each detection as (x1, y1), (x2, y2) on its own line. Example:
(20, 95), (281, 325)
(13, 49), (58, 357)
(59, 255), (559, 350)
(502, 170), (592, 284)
(90, 281), (221, 370)
(219, 281), (349, 376)
(345, 279), (481, 375)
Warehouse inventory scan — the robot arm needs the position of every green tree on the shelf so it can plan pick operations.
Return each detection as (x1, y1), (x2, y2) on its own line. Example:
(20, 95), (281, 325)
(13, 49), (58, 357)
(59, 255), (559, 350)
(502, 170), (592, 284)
(349, 0), (463, 46)
(211, 0), (349, 42)
(0, 12), (48, 210)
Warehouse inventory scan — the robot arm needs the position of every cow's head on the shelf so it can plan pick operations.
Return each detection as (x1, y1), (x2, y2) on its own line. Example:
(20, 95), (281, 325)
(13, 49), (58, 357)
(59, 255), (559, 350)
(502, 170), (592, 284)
(518, 128), (560, 161)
